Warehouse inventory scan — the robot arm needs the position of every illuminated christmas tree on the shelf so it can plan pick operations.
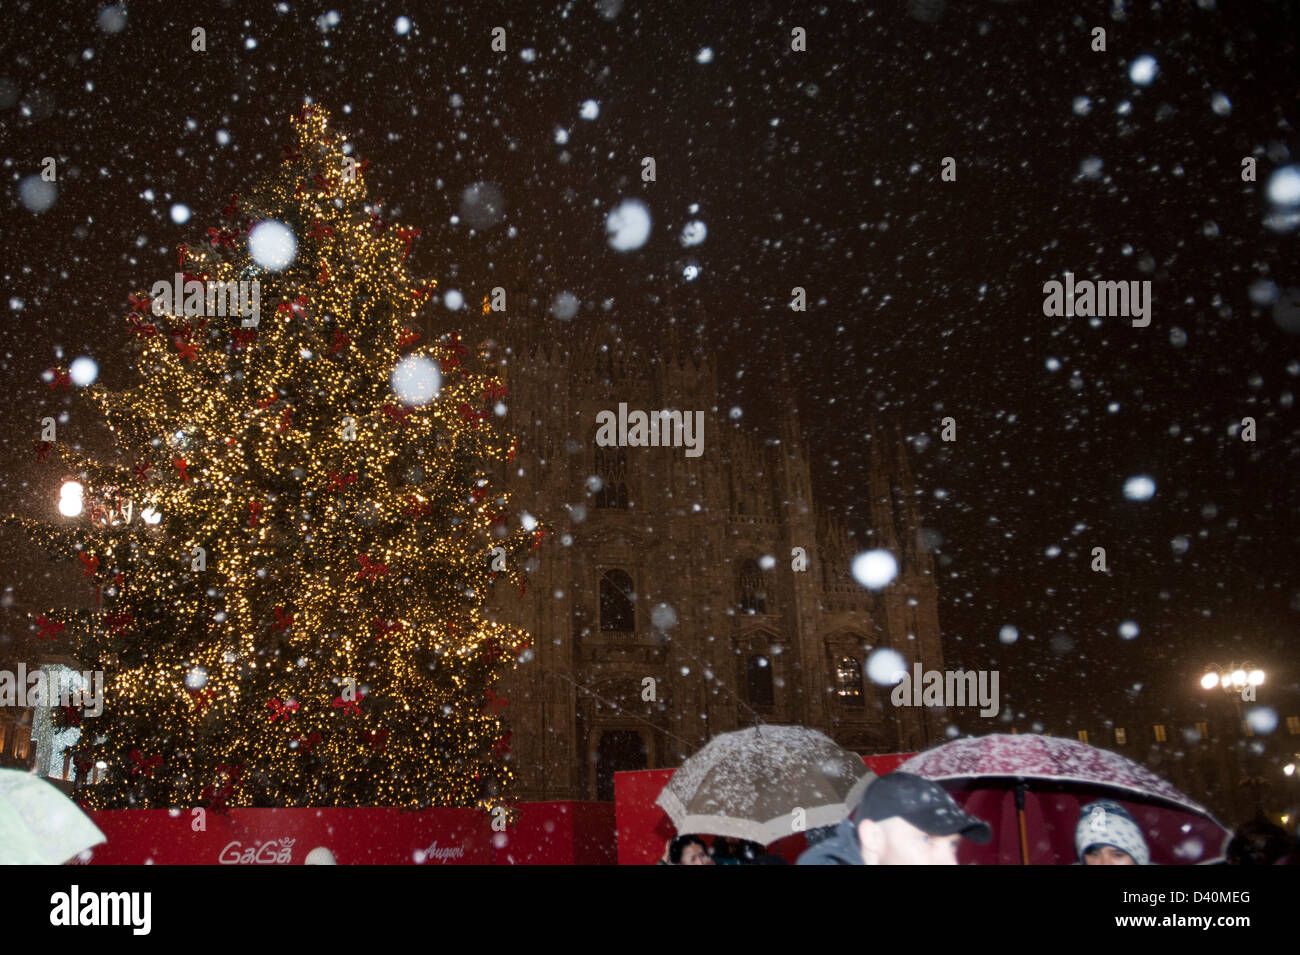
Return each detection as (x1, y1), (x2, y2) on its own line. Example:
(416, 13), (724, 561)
(11, 106), (538, 811)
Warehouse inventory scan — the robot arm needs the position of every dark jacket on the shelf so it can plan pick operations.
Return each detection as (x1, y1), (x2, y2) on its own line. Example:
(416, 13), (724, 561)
(796, 818), (863, 865)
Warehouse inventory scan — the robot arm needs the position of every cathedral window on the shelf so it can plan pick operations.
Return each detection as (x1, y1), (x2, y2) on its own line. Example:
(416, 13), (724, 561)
(599, 570), (635, 632)
(594, 447), (628, 509)
(738, 559), (767, 614)
(836, 656), (865, 707)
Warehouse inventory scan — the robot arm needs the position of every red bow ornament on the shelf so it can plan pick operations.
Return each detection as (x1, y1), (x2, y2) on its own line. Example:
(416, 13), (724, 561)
(268, 698), (298, 723)
(382, 403), (412, 428)
(356, 556), (389, 581)
(327, 471), (357, 493)
(326, 329), (350, 355)
(128, 749), (163, 777)
(271, 606), (294, 633)
(332, 693), (365, 716)
(395, 227), (421, 262)
(458, 404), (489, 428)
(126, 314), (157, 339)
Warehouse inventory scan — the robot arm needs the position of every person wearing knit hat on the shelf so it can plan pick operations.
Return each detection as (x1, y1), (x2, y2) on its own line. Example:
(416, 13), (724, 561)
(1075, 799), (1150, 865)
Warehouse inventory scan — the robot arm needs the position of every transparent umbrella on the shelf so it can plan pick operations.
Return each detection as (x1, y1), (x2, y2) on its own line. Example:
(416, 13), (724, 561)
(656, 723), (874, 845)
(0, 768), (106, 865)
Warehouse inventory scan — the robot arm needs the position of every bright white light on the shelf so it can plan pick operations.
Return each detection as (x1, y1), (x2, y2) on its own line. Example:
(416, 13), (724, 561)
(1267, 165), (1300, 206)
(1129, 55), (1158, 86)
(390, 355), (442, 406)
(1248, 669), (1265, 686)
(866, 648), (908, 685)
(394, 16), (411, 35)
(551, 291), (579, 320)
(1246, 707), (1278, 734)
(19, 176), (56, 214)
(1118, 620), (1139, 640)
(1122, 475), (1156, 501)
(141, 507), (161, 525)
(1285, 763), (1296, 777)
(247, 220), (296, 271)
(170, 203), (191, 224)
(651, 603), (677, 630)
(605, 199), (652, 251)
(851, 549), (898, 590)
(184, 666), (207, 690)
(58, 482), (84, 517)
(695, 47), (714, 64)
(444, 289), (464, 311)
(1231, 669), (1247, 687)
(69, 356), (98, 386)
(680, 219), (708, 246)
(579, 99), (599, 120)
(999, 625), (1019, 645)
(520, 512), (537, 532)
(1200, 672), (1220, 690)
(97, 4), (127, 33)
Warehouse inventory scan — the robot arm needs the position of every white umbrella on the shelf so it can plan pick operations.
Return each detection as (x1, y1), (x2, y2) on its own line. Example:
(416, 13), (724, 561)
(656, 724), (874, 845)
(0, 768), (106, 865)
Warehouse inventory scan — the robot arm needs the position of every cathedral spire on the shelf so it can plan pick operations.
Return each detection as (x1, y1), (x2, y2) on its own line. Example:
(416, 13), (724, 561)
(867, 416), (899, 554)
(893, 423), (934, 576)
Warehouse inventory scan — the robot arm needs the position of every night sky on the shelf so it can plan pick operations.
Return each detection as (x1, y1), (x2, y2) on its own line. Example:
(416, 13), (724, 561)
(2, 0), (1297, 734)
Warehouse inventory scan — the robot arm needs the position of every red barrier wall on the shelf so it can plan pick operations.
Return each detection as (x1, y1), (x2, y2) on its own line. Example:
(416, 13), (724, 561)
(83, 802), (616, 865)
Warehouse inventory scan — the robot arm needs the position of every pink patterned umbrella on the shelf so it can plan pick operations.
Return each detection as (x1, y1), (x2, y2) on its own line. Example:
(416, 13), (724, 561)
(899, 734), (1231, 865)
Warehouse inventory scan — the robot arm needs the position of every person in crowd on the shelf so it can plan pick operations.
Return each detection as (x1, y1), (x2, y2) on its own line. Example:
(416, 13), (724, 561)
(711, 836), (763, 864)
(797, 771), (991, 865)
(1225, 816), (1292, 865)
(668, 834), (715, 865)
(1075, 799), (1149, 865)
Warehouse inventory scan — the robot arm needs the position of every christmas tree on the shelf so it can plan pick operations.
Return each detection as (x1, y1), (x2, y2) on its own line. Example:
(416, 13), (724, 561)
(11, 106), (538, 811)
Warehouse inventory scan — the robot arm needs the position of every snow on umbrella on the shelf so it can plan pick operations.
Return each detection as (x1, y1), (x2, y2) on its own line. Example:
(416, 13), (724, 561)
(655, 724), (874, 846)
(0, 768), (106, 864)
(899, 734), (1231, 865)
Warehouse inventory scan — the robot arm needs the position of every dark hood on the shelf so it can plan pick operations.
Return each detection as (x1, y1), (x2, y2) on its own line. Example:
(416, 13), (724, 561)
(795, 818), (862, 865)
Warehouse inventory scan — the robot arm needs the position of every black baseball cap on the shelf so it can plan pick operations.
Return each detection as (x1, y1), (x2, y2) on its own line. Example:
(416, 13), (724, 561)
(851, 772), (992, 844)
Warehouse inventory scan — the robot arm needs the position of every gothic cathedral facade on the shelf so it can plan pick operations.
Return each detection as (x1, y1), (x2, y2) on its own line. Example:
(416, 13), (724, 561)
(482, 325), (946, 802)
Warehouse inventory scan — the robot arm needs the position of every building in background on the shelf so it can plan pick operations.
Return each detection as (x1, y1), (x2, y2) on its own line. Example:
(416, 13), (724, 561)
(484, 318), (946, 801)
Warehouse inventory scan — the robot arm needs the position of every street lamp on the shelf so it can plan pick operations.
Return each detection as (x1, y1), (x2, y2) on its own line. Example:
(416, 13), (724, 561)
(1201, 662), (1270, 818)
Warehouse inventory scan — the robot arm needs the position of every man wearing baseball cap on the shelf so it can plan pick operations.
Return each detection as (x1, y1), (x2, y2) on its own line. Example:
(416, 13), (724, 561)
(797, 772), (992, 865)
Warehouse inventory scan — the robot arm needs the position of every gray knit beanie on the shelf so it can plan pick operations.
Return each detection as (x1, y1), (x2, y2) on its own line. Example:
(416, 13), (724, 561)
(1075, 799), (1150, 865)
